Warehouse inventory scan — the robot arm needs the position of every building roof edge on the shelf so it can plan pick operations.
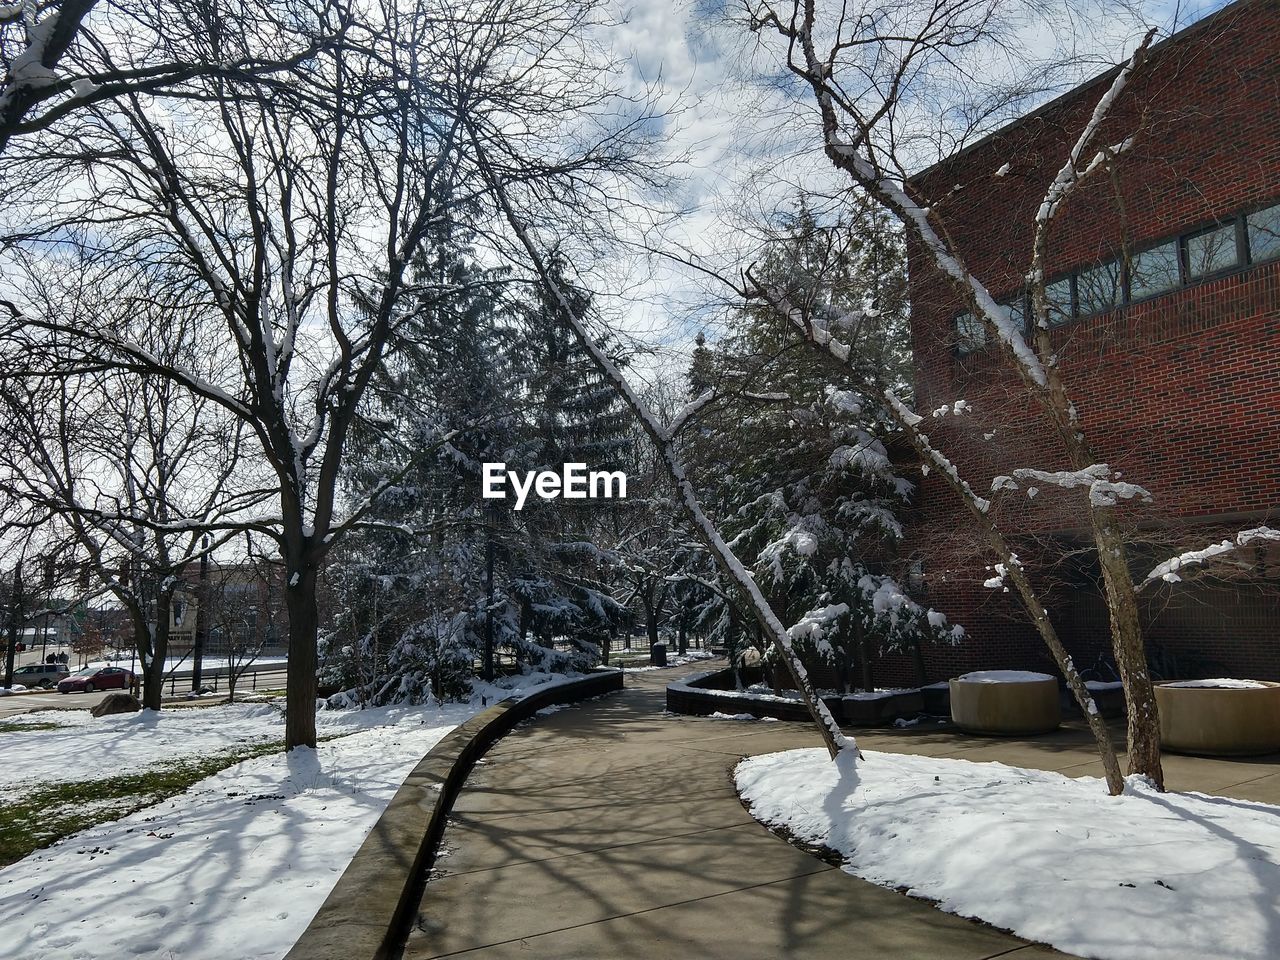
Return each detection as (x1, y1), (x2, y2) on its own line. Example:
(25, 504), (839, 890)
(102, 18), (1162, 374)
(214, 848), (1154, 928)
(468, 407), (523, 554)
(908, 0), (1256, 186)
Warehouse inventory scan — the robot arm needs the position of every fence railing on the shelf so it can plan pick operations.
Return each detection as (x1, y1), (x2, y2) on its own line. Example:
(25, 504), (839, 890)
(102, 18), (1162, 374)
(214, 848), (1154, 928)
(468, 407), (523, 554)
(163, 665), (286, 698)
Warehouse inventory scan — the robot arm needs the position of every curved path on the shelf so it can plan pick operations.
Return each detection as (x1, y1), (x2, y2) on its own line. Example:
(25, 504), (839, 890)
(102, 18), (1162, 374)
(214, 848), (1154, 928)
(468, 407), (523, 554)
(402, 662), (1065, 960)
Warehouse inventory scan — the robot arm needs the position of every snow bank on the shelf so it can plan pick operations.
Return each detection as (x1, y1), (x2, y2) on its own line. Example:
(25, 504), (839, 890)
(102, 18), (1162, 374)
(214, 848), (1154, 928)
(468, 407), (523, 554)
(0, 706), (475, 960)
(1164, 679), (1269, 689)
(737, 749), (1280, 960)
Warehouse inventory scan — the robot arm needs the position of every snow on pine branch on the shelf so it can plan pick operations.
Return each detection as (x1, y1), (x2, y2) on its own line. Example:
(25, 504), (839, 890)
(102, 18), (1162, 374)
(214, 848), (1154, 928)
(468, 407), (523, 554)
(859, 574), (963, 641)
(787, 602), (849, 656)
(825, 386), (862, 416)
(1140, 526), (1280, 590)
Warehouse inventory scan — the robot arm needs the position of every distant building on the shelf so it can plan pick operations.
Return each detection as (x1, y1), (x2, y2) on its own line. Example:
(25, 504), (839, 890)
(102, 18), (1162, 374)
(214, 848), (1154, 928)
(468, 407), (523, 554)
(886, 0), (1280, 685)
(168, 561), (288, 659)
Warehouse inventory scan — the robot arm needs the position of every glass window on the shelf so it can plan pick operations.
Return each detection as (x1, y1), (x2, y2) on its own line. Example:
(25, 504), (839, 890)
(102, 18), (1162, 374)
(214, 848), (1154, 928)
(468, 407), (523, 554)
(1076, 260), (1122, 315)
(1129, 240), (1181, 300)
(1247, 203), (1280, 263)
(1185, 222), (1239, 279)
(1044, 277), (1073, 327)
(1000, 295), (1028, 336)
(955, 311), (986, 355)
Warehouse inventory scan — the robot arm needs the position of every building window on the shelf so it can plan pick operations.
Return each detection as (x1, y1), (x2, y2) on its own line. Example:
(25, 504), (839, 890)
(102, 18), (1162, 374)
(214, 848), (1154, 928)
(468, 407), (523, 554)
(1076, 259), (1122, 316)
(1247, 203), (1280, 263)
(1184, 222), (1239, 280)
(1000, 295), (1028, 336)
(1128, 240), (1181, 301)
(1045, 276), (1073, 327)
(955, 311), (986, 355)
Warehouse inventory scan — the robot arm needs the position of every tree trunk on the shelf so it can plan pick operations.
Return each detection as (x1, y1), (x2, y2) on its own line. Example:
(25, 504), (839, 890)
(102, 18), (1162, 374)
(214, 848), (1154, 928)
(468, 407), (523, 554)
(1093, 512), (1164, 788)
(855, 615), (874, 692)
(727, 605), (741, 689)
(677, 613), (688, 656)
(285, 567), (319, 750)
(886, 397), (1127, 795)
(133, 594), (169, 711)
(141, 645), (165, 710)
(646, 602), (660, 648)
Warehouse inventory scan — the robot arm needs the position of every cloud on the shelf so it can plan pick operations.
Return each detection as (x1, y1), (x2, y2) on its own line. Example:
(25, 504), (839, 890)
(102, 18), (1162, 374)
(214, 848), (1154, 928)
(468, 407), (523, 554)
(590, 0), (1229, 376)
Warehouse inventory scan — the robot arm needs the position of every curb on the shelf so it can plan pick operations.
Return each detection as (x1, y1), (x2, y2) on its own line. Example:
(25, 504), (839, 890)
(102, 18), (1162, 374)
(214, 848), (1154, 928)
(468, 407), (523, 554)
(666, 667), (925, 726)
(284, 670), (624, 960)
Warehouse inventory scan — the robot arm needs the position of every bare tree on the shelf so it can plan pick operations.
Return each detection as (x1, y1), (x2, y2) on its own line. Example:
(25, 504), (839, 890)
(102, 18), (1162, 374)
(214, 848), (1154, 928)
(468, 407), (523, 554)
(0, 275), (252, 708)
(202, 542), (284, 702)
(738, 0), (1167, 788)
(0, 0), (341, 156)
(2, 0), (663, 748)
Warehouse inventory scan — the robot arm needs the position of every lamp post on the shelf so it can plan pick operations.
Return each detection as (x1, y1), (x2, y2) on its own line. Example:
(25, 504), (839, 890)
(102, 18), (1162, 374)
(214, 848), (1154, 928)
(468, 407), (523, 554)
(483, 519), (496, 683)
(192, 535), (211, 693)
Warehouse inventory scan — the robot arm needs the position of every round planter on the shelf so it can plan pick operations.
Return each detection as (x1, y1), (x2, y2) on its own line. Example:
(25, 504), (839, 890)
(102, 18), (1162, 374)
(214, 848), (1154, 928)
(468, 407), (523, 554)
(949, 671), (1061, 736)
(1155, 680), (1280, 757)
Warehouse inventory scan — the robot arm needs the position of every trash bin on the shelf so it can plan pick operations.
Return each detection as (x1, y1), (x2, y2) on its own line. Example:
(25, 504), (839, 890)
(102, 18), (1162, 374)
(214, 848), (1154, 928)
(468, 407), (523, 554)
(650, 643), (668, 667)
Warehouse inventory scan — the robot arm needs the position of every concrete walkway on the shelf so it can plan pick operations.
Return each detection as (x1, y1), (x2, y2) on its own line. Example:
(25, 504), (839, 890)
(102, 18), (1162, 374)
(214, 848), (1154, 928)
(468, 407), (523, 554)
(402, 664), (1068, 960)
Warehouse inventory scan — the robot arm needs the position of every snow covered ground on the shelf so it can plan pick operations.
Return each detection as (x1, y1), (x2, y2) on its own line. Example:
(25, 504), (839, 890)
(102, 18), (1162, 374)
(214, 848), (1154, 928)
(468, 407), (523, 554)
(85, 654), (290, 673)
(0, 701), (422, 796)
(0, 705), (475, 960)
(0, 671), (584, 959)
(617, 650), (716, 672)
(736, 749), (1280, 960)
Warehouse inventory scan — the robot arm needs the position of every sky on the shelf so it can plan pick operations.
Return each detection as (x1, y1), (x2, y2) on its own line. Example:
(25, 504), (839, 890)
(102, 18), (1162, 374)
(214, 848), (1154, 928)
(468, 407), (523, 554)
(596, 0), (1240, 384)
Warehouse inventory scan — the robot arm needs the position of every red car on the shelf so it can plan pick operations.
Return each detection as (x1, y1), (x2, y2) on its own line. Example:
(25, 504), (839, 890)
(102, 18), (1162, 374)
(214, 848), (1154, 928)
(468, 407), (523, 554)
(57, 666), (134, 694)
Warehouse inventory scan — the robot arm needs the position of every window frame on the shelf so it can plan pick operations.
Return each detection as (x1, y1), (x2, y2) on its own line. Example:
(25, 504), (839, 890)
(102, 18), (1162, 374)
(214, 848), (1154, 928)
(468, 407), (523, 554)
(953, 310), (987, 357)
(1245, 201), (1280, 265)
(1075, 257), (1124, 318)
(950, 197), (1280, 364)
(1181, 219), (1243, 283)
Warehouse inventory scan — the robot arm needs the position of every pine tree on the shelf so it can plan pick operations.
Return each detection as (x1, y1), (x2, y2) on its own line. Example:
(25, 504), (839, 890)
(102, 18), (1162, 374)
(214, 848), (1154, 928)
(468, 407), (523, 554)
(682, 197), (960, 692)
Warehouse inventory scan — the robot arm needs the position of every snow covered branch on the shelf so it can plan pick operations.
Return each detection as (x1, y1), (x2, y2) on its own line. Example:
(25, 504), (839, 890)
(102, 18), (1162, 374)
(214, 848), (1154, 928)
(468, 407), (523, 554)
(1140, 526), (1280, 591)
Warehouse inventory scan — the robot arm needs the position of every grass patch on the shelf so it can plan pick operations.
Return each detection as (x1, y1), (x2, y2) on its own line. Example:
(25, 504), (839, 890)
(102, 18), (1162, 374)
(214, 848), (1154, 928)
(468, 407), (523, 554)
(1, 731), (354, 867)
(0, 720), (64, 733)
(0, 740), (287, 867)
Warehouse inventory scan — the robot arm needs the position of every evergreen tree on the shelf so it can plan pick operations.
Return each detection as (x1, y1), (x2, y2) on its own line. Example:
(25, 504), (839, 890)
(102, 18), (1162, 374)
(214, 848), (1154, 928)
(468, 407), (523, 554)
(682, 197), (960, 691)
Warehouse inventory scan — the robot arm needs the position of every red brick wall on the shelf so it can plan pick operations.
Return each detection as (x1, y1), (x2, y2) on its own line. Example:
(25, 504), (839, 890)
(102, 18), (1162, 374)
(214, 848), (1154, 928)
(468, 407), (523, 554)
(889, 0), (1280, 686)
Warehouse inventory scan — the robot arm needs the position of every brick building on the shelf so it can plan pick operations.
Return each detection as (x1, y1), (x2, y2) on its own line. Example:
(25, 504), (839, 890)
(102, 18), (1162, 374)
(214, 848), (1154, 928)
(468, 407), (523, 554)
(880, 0), (1280, 687)
(168, 560), (288, 659)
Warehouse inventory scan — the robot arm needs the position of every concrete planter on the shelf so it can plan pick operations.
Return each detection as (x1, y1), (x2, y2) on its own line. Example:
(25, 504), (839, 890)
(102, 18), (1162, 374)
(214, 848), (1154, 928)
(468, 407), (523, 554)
(1155, 680), (1280, 757)
(949, 671), (1061, 736)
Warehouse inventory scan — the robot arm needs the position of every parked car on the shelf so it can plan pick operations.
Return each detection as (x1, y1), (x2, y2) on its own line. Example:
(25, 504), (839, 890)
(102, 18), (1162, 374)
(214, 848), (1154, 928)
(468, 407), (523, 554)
(57, 666), (134, 694)
(11, 662), (71, 689)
